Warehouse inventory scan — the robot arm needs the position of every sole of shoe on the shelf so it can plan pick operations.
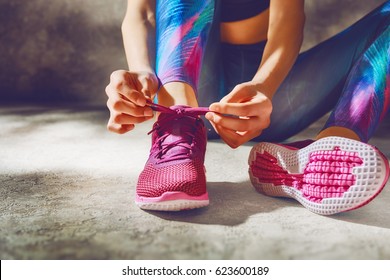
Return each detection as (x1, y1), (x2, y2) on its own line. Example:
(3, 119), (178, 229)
(248, 136), (389, 215)
(135, 192), (209, 211)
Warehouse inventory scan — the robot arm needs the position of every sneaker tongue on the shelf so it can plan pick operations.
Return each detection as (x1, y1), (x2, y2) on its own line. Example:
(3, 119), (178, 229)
(164, 120), (190, 143)
(157, 112), (196, 159)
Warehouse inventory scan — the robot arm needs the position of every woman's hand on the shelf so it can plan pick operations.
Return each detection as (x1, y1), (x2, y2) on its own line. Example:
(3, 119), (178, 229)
(106, 70), (159, 134)
(205, 82), (273, 148)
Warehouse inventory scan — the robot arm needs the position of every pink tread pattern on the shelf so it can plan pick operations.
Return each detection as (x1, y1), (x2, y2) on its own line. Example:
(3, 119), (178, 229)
(248, 136), (389, 215)
(251, 147), (363, 203)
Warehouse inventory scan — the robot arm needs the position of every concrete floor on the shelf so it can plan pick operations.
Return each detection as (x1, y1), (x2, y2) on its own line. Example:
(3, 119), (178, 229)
(1, 105), (390, 260)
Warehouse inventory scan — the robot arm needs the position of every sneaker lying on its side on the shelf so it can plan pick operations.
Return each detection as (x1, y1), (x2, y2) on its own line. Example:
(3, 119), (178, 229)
(248, 136), (389, 215)
(136, 103), (209, 211)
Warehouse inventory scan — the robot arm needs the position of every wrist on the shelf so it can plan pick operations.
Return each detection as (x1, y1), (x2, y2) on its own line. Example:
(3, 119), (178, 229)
(250, 80), (275, 100)
(128, 66), (155, 74)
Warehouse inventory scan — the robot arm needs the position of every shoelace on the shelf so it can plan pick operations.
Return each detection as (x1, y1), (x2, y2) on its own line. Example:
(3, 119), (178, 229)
(146, 100), (210, 116)
(146, 101), (210, 163)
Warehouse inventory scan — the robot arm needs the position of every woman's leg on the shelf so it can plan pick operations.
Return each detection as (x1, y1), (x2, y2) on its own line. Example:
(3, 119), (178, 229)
(255, 1), (390, 142)
(319, 26), (390, 142)
(155, 0), (215, 107)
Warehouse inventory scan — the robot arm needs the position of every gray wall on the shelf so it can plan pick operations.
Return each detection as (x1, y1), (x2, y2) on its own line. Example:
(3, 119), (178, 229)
(0, 0), (386, 105)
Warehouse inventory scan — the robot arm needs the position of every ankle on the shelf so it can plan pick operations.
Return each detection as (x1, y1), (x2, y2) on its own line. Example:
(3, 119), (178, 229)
(316, 126), (361, 141)
(158, 82), (198, 107)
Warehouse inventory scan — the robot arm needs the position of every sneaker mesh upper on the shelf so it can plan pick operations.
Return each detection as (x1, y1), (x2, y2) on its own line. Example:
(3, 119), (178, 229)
(136, 103), (208, 198)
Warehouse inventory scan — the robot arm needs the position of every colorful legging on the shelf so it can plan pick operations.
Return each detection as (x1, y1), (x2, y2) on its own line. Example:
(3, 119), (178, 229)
(156, 0), (390, 143)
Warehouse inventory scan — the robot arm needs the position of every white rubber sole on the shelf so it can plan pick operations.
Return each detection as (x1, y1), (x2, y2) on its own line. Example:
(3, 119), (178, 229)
(248, 136), (389, 215)
(135, 192), (209, 211)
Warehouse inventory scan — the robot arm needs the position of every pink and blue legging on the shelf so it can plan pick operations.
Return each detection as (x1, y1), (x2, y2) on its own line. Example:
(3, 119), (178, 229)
(156, 0), (390, 143)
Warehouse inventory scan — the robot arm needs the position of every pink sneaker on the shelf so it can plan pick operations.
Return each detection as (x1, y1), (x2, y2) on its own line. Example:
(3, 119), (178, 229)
(248, 136), (389, 215)
(136, 103), (209, 211)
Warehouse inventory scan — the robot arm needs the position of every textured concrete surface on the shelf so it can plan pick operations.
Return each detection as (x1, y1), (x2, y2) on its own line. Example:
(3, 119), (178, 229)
(1, 106), (389, 260)
(0, 0), (386, 104)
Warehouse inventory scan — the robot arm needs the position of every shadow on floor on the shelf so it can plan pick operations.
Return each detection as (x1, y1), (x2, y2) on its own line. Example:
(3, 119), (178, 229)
(149, 181), (300, 226)
(150, 180), (390, 229)
(331, 201), (390, 229)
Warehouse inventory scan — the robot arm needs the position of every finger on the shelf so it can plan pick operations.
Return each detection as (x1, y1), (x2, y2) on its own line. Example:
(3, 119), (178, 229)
(118, 84), (147, 107)
(206, 119), (238, 148)
(218, 126), (262, 148)
(139, 76), (156, 100)
(107, 122), (135, 134)
(130, 72), (158, 104)
(107, 96), (154, 117)
(106, 81), (144, 108)
(206, 112), (260, 131)
(109, 72), (147, 106)
(208, 117), (263, 148)
(207, 120), (240, 149)
(213, 123), (242, 149)
(109, 70), (128, 85)
(112, 113), (153, 125)
(220, 84), (256, 103)
(209, 102), (262, 117)
(234, 129), (262, 144)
